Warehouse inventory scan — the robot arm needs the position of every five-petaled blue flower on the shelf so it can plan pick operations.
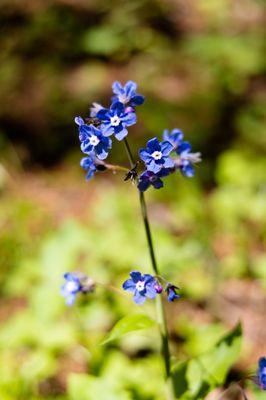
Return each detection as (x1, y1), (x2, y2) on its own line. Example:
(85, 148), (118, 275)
(163, 128), (183, 150)
(80, 156), (97, 181)
(112, 81), (145, 107)
(166, 284), (180, 302)
(258, 357), (266, 390)
(139, 137), (174, 173)
(122, 271), (158, 305)
(75, 118), (112, 160)
(61, 273), (82, 306)
(175, 141), (201, 178)
(97, 102), (137, 141)
(137, 168), (171, 192)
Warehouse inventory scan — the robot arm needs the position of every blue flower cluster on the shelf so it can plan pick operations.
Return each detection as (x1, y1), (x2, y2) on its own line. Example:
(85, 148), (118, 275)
(122, 271), (180, 305)
(138, 129), (201, 192)
(75, 81), (144, 180)
(75, 80), (201, 187)
(61, 272), (95, 306)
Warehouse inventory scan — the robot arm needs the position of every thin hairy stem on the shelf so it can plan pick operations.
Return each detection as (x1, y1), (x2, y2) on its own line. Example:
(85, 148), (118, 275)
(123, 137), (174, 398)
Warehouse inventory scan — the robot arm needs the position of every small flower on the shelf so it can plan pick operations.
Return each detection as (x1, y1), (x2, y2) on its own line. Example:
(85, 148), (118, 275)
(80, 154), (104, 181)
(112, 81), (145, 107)
(154, 283), (163, 294)
(77, 123), (112, 160)
(90, 102), (104, 117)
(139, 138), (174, 173)
(122, 271), (158, 305)
(165, 284), (180, 302)
(163, 129), (183, 150)
(61, 272), (95, 306)
(61, 273), (82, 306)
(97, 101), (137, 141)
(174, 141), (201, 178)
(257, 357), (266, 390)
(137, 168), (172, 192)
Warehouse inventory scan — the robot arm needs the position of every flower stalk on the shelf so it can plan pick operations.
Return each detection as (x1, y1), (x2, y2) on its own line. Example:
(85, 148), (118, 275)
(123, 138), (174, 397)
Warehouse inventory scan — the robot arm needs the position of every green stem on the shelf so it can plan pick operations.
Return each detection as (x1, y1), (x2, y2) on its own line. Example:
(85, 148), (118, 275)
(123, 138), (174, 397)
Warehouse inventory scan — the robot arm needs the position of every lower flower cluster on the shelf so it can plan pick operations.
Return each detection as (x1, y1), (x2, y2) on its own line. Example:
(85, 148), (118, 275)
(122, 271), (180, 305)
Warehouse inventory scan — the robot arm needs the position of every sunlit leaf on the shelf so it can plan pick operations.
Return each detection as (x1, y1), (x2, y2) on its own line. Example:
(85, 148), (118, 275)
(101, 314), (155, 345)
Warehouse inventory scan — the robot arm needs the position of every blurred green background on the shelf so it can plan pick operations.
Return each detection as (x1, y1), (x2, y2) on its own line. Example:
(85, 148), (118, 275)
(0, 0), (265, 399)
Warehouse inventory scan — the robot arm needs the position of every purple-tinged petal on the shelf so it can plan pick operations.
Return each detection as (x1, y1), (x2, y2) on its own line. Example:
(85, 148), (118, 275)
(112, 81), (123, 95)
(114, 128), (128, 141)
(75, 116), (84, 126)
(133, 291), (146, 305)
(145, 284), (157, 299)
(66, 293), (76, 306)
(163, 157), (175, 169)
(125, 80), (137, 95)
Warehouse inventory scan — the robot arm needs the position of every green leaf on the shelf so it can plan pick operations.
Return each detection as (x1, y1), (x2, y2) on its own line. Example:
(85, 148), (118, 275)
(171, 323), (242, 399)
(197, 322), (242, 385)
(101, 314), (155, 345)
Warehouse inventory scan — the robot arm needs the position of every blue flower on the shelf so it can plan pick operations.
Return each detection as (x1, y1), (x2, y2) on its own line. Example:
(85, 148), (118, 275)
(139, 138), (174, 173)
(163, 129), (183, 150)
(258, 357), (266, 390)
(175, 141), (201, 178)
(112, 81), (145, 106)
(122, 271), (158, 305)
(165, 284), (180, 302)
(137, 168), (172, 192)
(97, 102), (137, 141)
(61, 272), (95, 306)
(61, 273), (82, 306)
(75, 119), (112, 160)
(80, 156), (97, 181)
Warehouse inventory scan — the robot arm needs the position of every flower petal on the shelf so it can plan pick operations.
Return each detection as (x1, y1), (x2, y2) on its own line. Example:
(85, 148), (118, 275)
(130, 271), (142, 283)
(161, 141), (173, 155)
(145, 284), (157, 299)
(115, 128), (128, 141)
(163, 157), (175, 169)
(133, 291), (146, 305)
(122, 279), (136, 292)
(112, 81), (123, 95)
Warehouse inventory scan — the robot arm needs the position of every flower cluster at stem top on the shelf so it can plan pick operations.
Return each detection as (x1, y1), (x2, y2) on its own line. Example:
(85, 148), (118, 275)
(74, 80), (201, 188)
(122, 271), (180, 304)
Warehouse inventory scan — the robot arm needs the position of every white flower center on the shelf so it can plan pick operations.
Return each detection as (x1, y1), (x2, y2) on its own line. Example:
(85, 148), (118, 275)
(136, 281), (145, 292)
(89, 134), (100, 146)
(110, 115), (121, 126)
(151, 151), (162, 160)
(66, 281), (79, 292)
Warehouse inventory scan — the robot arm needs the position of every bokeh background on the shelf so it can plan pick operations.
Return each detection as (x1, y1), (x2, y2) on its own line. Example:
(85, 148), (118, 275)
(0, 0), (265, 399)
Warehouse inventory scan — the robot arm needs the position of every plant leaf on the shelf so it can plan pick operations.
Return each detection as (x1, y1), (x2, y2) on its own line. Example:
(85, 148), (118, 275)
(101, 314), (155, 345)
(171, 323), (242, 399)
